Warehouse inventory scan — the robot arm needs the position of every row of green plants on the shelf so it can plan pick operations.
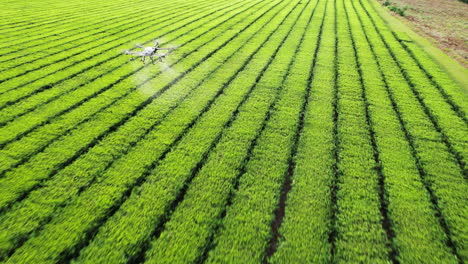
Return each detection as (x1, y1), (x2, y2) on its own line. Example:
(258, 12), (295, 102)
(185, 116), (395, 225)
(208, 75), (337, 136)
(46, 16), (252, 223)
(0, 0), (293, 261)
(396, 34), (468, 123)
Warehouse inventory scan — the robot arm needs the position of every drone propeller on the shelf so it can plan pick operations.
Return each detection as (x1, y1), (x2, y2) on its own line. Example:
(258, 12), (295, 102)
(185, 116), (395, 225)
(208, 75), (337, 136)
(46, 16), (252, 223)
(158, 44), (178, 50)
(154, 40), (160, 48)
(158, 48), (175, 57)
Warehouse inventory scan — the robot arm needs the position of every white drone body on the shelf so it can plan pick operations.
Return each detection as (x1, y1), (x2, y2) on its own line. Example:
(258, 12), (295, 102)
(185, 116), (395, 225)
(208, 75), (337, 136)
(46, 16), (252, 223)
(124, 41), (175, 64)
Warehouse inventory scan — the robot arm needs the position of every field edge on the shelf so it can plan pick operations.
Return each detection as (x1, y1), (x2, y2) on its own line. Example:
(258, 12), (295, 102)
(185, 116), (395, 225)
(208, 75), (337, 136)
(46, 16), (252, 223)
(368, 0), (468, 92)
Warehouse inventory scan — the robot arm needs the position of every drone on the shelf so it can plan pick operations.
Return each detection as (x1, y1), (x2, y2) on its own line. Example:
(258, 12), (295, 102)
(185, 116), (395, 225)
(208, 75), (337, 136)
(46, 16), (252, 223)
(124, 40), (176, 64)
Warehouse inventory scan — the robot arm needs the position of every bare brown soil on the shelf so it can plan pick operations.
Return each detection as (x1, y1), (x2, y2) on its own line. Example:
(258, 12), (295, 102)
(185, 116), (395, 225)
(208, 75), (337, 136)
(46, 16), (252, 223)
(379, 0), (468, 67)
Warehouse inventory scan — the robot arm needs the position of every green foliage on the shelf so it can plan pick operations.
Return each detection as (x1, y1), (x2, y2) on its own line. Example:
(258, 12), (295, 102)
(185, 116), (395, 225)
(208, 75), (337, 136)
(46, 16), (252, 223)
(270, 1), (334, 262)
(381, 0), (408, 16)
(0, 0), (466, 262)
(78, 1), (305, 263)
(345, 0), (459, 262)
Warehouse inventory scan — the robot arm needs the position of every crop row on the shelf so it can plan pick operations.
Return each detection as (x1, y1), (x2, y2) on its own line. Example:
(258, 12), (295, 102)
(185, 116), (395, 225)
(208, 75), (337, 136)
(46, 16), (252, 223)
(1, 1), (302, 263)
(356, 0), (467, 261)
(0, 0), (291, 260)
(395, 37), (468, 123)
(327, 0), (390, 261)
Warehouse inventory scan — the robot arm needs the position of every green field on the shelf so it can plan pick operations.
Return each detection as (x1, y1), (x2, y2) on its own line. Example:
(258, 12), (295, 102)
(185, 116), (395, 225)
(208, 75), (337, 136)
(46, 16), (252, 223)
(0, 0), (467, 263)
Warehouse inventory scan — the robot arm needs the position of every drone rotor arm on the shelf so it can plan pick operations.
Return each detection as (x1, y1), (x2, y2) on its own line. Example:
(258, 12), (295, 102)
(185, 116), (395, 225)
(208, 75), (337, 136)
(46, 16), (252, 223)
(125, 51), (144, 56)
